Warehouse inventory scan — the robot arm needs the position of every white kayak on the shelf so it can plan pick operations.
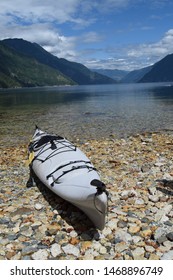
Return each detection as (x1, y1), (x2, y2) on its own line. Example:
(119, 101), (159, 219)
(28, 127), (108, 230)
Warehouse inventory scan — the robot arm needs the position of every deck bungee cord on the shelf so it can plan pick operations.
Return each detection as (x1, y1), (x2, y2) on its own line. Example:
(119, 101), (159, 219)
(46, 160), (93, 179)
(29, 136), (76, 164)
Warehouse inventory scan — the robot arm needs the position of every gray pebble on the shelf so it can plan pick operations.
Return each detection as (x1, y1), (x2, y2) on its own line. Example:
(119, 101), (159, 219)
(166, 232), (173, 241)
(1, 132), (173, 260)
(8, 234), (18, 241)
(117, 220), (128, 228)
(157, 235), (168, 244)
(0, 218), (10, 224)
(161, 250), (173, 260)
(22, 246), (37, 256)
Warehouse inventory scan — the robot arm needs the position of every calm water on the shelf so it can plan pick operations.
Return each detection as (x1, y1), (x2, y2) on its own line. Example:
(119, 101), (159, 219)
(0, 83), (173, 146)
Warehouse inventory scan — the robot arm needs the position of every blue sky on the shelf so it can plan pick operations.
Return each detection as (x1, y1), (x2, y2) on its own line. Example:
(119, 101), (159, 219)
(1, 0), (173, 71)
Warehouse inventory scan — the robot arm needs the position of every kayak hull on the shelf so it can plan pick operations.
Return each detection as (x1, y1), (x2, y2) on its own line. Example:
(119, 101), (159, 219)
(28, 127), (108, 230)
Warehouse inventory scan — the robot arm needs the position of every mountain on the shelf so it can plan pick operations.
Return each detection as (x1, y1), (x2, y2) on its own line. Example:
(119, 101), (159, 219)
(0, 42), (75, 88)
(121, 65), (153, 83)
(2, 38), (115, 87)
(91, 68), (128, 81)
(139, 54), (173, 83)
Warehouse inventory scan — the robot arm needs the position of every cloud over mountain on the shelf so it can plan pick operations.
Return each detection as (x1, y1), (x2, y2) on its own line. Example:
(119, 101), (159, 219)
(1, 0), (173, 70)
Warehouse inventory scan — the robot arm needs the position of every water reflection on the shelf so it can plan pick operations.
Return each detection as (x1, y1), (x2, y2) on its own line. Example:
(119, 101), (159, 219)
(0, 86), (92, 107)
(0, 83), (173, 145)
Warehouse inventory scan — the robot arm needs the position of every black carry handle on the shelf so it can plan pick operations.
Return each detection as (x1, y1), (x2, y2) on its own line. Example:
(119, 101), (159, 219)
(91, 179), (108, 196)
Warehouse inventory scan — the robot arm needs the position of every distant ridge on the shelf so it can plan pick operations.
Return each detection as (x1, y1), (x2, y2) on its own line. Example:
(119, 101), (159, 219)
(1, 38), (173, 88)
(139, 54), (173, 82)
(1, 38), (115, 88)
(91, 68), (128, 81)
(0, 41), (74, 88)
(121, 65), (153, 83)
(96, 54), (173, 84)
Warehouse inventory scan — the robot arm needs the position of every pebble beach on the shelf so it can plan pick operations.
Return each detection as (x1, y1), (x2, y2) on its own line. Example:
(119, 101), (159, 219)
(0, 131), (173, 260)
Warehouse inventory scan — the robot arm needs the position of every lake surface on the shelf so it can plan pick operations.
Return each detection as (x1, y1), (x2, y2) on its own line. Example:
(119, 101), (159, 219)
(0, 83), (173, 146)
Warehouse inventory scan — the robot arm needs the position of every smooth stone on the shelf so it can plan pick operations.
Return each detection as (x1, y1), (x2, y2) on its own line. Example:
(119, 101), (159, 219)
(8, 234), (18, 241)
(117, 220), (128, 228)
(62, 244), (80, 257)
(13, 226), (20, 233)
(6, 251), (16, 259)
(0, 238), (9, 246)
(166, 232), (173, 241)
(34, 203), (43, 210)
(55, 233), (67, 244)
(127, 211), (138, 218)
(50, 243), (62, 258)
(107, 219), (118, 230)
(11, 215), (21, 222)
(145, 245), (155, 253)
(141, 217), (150, 223)
(164, 205), (172, 215)
(21, 228), (33, 237)
(128, 226), (141, 234)
(149, 195), (159, 203)
(150, 207), (158, 214)
(114, 229), (132, 243)
(99, 246), (107, 254)
(135, 198), (145, 205)
(32, 221), (43, 230)
(132, 247), (145, 259)
(141, 164), (151, 173)
(80, 241), (92, 252)
(162, 240), (173, 250)
(92, 242), (101, 251)
(161, 250), (173, 260)
(22, 246), (37, 256)
(149, 254), (160, 260)
(31, 249), (49, 260)
(160, 215), (169, 223)
(154, 227), (173, 240)
(140, 229), (152, 238)
(46, 224), (61, 235)
(101, 227), (112, 236)
(0, 218), (10, 224)
(157, 235), (168, 244)
(114, 242), (129, 252)
(0, 249), (5, 256)
(132, 236), (142, 243)
(69, 230), (78, 238)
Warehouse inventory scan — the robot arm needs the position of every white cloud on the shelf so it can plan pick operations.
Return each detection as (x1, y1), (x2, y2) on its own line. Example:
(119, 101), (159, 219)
(84, 29), (173, 71)
(0, 0), (133, 29)
(1, 0), (173, 71)
(0, 0), (81, 24)
(0, 20), (78, 61)
(81, 32), (103, 43)
(43, 35), (77, 60)
(127, 29), (173, 60)
(0, 0), (83, 60)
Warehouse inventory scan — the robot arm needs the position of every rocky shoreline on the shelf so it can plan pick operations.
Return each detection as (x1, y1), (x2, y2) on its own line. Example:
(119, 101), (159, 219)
(0, 131), (173, 260)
